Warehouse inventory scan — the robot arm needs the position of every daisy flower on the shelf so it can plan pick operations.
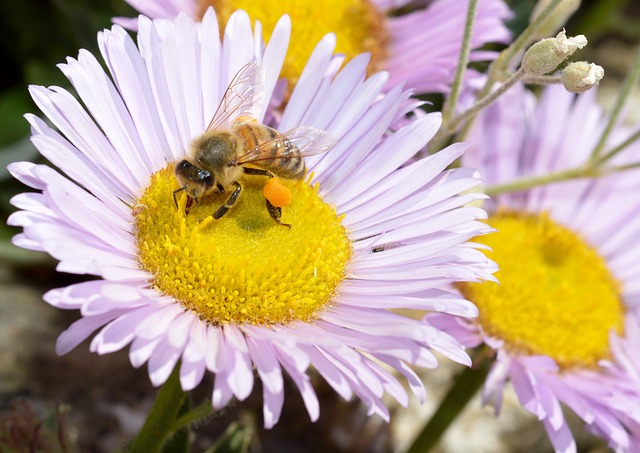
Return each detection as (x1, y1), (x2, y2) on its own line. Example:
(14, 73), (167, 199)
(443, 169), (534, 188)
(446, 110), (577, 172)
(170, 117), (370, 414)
(7, 9), (495, 428)
(116, 0), (513, 94)
(431, 83), (640, 452)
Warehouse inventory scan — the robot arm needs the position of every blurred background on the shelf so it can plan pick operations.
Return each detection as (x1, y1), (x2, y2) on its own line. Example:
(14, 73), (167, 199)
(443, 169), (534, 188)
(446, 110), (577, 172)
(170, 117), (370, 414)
(0, 0), (638, 451)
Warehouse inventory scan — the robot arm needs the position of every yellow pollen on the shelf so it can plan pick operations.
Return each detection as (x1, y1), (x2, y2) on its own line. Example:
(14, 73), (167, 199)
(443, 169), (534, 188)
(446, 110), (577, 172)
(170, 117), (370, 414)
(134, 165), (351, 326)
(200, 0), (389, 87)
(458, 211), (624, 370)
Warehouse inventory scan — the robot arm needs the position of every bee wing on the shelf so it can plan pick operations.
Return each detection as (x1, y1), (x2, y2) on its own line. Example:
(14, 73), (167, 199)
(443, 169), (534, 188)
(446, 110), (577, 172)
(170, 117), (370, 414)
(206, 61), (266, 131)
(237, 126), (337, 164)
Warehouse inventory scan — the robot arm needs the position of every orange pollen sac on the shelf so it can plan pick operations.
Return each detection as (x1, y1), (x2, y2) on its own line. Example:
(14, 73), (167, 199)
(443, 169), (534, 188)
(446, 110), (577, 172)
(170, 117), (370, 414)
(263, 178), (293, 207)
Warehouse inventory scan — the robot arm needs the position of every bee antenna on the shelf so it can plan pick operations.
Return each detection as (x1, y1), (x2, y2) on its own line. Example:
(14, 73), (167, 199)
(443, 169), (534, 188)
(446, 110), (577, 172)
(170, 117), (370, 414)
(173, 185), (187, 209)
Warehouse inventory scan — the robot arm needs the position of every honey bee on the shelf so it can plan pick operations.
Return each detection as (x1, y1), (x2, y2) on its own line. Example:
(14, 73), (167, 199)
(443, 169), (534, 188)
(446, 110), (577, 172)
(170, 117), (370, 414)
(173, 61), (336, 228)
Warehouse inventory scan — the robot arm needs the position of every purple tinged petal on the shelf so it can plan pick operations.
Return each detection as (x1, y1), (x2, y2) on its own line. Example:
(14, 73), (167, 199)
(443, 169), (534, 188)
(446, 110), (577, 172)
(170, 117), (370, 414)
(222, 326), (254, 401)
(220, 12), (255, 92)
(303, 346), (353, 401)
(90, 305), (159, 354)
(137, 15), (187, 161)
(340, 142), (466, 223)
(274, 346), (320, 422)
(212, 371), (234, 410)
(180, 359), (206, 391)
(27, 86), (139, 197)
(167, 312), (194, 349)
(279, 33), (337, 131)
(56, 311), (122, 355)
(44, 281), (109, 310)
(129, 336), (161, 368)
(510, 360), (544, 418)
(312, 85), (410, 197)
(247, 337), (285, 428)
(97, 26), (170, 170)
(262, 384), (285, 430)
(197, 8), (221, 130)
(135, 303), (183, 339)
(148, 338), (183, 386)
(427, 314), (484, 349)
(182, 319), (209, 363)
(246, 337), (283, 395)
(25, 115), (131, 209)
(259, 15), (291, 121)
(330, 114), (441, 205)
(203, 326), (223, 373)
(376, 355), (426, 403)
(7, 161), (48, 191)
(58, 52), (153, 190)
(542, 417), (577, 453)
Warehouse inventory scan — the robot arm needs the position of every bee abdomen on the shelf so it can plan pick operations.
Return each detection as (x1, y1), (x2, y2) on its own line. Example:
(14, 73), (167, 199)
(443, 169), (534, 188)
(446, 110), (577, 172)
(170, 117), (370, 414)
(271, 138), (305, 179)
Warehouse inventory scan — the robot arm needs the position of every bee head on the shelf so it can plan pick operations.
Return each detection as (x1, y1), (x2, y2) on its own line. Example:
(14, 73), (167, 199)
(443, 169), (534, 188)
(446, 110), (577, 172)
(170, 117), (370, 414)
(174, 159), (214, 200)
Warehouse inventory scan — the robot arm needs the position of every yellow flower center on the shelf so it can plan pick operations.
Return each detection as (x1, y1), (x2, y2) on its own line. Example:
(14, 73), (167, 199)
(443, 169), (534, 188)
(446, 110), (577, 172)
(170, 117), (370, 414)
(200, 0), (389, 87)
(134, 165), (351, 326)
(458, 211), (624, 369)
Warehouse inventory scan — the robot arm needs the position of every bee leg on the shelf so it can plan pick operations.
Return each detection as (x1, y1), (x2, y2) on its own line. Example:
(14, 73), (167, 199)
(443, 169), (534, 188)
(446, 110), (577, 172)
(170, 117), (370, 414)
(213, 182), (241, 220)
(173, 186), (187, 209)
(243, 167), (274, 178)
(266, 199), (291, 229)
(173, 186), (197, 214)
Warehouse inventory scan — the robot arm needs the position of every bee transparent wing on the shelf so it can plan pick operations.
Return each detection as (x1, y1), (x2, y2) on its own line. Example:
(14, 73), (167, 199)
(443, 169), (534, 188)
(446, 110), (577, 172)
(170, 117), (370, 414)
(237, 126), (337, 164)
(206, 61), (266, 131)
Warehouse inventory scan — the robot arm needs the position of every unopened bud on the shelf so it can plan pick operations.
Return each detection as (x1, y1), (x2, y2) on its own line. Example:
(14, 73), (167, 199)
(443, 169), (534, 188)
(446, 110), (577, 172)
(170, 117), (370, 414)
(531, 0), (582, 38)
(561, 61), (604, 93)
(522, 30), (588, 75)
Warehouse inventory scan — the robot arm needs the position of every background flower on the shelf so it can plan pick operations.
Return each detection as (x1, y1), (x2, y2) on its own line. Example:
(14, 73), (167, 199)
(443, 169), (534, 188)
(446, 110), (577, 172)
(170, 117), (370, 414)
(116, 0), (513, 95)
(8, 9), (495, 432)
(431, 83), (640, 452)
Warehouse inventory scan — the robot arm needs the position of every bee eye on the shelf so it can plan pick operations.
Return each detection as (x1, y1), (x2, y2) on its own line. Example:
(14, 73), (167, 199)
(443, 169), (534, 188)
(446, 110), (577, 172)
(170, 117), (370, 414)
(197, 170), (213, 186)
(177, 160), (192, 171)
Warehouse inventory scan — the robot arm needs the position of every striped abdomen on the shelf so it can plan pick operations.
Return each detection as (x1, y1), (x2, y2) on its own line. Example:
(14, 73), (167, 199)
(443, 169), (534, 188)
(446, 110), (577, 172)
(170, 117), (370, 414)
(233, 122), (306, 180)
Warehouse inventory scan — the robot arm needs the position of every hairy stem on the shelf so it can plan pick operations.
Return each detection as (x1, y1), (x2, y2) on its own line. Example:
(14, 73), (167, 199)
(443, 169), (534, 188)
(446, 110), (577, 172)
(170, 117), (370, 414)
(441, 0), (478, 126)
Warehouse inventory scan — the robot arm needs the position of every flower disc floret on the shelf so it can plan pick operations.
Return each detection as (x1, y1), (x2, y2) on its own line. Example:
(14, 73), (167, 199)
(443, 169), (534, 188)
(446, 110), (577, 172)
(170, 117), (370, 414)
(136, 166), (351, 326)
(203, 0), (388, 86)
(458, 211), (624, 369)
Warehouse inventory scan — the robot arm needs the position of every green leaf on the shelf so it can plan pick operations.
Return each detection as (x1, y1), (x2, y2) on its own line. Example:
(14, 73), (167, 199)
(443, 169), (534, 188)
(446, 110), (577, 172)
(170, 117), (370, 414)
(129, 366), (188, 453)
(204, 422), (254, 453)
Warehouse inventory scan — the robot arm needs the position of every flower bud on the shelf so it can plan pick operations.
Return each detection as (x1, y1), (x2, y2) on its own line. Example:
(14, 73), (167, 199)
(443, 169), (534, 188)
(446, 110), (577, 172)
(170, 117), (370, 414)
(561, 61), (604, 93)
(522, 30), (588, 75)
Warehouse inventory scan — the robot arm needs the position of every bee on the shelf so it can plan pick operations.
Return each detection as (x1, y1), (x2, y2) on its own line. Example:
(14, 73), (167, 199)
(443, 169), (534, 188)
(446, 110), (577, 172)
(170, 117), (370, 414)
(173, 61), (336, 228)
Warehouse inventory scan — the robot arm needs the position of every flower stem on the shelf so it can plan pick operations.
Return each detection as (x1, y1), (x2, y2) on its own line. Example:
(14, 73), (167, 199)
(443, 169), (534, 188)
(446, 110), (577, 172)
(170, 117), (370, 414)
(590, 43), (640, 161)
(129, 365), (188, 453)
(476, 0), (565, 100)
(522, 74), (562, 85)
(593, 128), (640, 165)
(405, 353), (492, 453)
(441, 0), (478, 126)
(427, 68), (526, 153)
(485, 164), (596, 197)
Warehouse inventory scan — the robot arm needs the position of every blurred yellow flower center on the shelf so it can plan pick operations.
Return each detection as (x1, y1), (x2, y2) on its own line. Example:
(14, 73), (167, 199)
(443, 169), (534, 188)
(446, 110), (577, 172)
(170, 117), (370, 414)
(458, 211), (624, 369)
(201, 0), (389, 86)
(134, 165), (351, 326)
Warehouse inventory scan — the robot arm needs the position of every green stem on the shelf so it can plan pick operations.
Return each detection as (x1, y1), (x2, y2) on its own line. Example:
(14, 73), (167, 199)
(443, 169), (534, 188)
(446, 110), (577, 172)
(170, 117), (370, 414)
(447, 0), (564, 146)
(167, 401), (215, 435)
(129, 366), (187, 453)
(590, 44), (640, 161)
(485, 164), (595, 197)
(522, 74), (562, 85)
(405, 353), (493, 453)
(593, 128), (640, 165)
(427, 68), (526, 153)
(441, 0), (478, 126)
(476, 0), (565, 100)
